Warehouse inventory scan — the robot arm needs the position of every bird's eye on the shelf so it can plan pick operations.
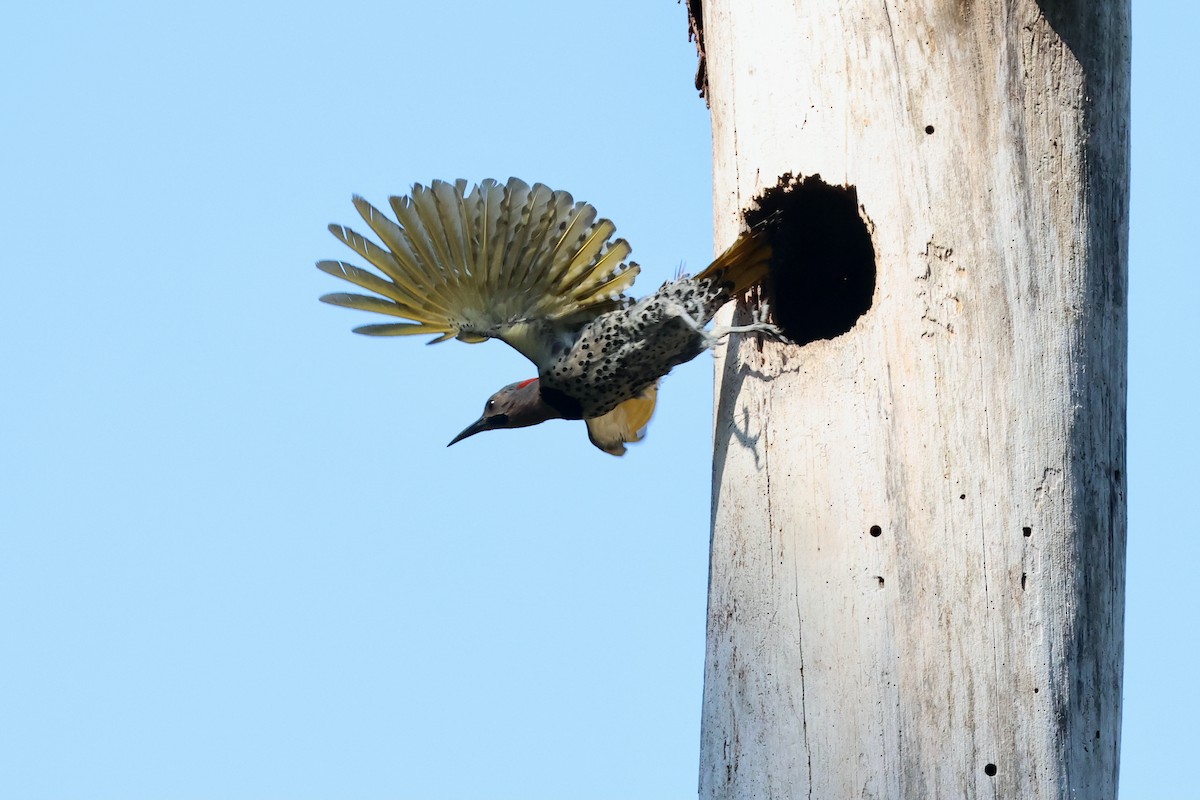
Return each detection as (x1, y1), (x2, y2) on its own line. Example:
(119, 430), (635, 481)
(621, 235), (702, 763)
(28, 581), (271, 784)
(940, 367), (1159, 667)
(486, 399), (496, 411)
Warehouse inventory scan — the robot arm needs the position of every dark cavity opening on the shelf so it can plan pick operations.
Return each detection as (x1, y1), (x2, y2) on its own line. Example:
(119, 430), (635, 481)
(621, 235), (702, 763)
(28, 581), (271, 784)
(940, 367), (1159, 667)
(984, 764), (997, 777)
(869, 525), (882, 537)
(1023, 526), (1032, 537)
(744, 174), (876, 345)
(925, 124), (935, 134)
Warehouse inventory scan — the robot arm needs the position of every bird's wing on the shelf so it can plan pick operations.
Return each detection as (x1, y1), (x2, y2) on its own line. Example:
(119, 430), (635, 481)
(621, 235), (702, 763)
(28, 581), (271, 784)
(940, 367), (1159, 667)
(318, 178), (641, 368)
(584, 384), (658, 456)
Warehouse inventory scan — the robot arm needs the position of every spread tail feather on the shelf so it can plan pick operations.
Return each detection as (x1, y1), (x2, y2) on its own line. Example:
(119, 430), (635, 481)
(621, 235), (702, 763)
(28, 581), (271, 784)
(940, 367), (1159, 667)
(694, 226), (772, 295)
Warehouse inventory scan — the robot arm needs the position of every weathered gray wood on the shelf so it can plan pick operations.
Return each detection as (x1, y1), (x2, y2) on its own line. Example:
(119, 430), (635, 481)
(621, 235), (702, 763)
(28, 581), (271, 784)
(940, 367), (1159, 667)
(701, 2), (1129, 798)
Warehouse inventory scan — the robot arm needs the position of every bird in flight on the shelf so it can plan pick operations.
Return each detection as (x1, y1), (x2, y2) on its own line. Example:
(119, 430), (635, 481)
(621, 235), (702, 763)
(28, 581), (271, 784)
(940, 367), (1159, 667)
(318, 177), (778, 455)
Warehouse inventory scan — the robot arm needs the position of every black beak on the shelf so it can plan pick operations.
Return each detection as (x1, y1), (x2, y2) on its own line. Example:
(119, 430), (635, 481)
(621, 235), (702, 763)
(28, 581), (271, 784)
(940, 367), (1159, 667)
(448, 416), (492, 447)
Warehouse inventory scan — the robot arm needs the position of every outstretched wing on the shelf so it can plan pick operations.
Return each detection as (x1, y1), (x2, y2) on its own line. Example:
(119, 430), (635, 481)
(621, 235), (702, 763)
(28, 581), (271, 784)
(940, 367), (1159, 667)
(318, 178), (641, 367)
(584, 384), (658, 456)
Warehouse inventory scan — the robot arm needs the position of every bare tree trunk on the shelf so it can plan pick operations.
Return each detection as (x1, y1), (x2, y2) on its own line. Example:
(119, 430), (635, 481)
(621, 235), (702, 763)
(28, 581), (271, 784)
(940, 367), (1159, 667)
(699, 2), (1129, 798)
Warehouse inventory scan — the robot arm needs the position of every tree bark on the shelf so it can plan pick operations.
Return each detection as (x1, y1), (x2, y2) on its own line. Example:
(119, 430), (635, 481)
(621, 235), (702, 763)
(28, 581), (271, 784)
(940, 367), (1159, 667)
(701, 2), (1129, 798)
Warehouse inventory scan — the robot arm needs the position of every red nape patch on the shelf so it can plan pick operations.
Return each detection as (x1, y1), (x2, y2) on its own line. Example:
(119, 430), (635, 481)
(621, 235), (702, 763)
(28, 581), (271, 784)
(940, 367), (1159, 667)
(516, 377), (539, 390)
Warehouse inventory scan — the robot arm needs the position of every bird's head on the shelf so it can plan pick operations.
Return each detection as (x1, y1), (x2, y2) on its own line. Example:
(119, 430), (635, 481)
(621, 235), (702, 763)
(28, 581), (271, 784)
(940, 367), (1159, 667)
(448, 378), (562, 446)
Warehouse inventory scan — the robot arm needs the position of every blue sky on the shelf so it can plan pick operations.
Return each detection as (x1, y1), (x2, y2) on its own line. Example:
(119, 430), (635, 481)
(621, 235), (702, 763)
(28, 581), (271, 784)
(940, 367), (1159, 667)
(0, 2), (1192, 798)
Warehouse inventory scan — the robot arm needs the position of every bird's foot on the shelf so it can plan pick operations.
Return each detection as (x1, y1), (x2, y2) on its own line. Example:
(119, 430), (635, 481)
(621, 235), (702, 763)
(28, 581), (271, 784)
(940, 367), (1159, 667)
(708, 301), (785, 344)
(664, 300), (785, 349)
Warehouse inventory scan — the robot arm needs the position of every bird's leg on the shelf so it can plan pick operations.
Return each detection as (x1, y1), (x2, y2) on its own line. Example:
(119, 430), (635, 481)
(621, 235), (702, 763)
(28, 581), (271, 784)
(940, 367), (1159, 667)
(663, 300), (785, 349)
(661, 300), (715, 344)
(708, 300), (785, 343)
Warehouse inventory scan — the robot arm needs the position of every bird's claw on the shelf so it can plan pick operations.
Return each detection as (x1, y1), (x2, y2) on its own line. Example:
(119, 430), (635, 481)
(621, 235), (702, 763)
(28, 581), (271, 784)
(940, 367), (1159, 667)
(708, 301), (785, 344)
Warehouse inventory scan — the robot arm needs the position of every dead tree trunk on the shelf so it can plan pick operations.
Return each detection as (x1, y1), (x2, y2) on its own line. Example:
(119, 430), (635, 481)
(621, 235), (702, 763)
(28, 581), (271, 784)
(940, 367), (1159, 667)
(698, 2), (1129, 798)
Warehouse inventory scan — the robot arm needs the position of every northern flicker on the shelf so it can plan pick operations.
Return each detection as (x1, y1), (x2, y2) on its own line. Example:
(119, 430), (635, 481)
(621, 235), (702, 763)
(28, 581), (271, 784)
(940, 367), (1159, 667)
(318, 177), (777, 455)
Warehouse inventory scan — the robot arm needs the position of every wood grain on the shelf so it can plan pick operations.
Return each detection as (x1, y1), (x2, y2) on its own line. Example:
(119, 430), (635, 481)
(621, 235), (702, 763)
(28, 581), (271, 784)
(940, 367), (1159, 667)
(701, 2), (1129, 797)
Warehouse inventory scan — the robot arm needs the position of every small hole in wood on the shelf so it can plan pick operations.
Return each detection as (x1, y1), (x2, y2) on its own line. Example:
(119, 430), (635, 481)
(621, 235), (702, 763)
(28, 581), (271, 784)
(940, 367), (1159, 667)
(1023, 526), (1032, 537)
(925, 124), (935, 134)
(876, 576), (885, 588)
(869, 525), (882, 537)
(1021, 572), (1027, 590)
(959, 494), (966, 500)
(1033, 687), (1040, 694)
(984, 763), (997, 777)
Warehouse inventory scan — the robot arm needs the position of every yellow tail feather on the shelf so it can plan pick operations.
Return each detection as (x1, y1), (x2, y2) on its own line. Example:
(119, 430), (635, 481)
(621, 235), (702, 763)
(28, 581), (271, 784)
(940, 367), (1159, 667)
(694, 228), (772, 295)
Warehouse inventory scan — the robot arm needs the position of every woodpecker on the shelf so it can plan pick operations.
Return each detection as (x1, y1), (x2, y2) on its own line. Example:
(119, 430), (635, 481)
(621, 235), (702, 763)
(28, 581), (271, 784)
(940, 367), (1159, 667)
(318, 177), (777, 455)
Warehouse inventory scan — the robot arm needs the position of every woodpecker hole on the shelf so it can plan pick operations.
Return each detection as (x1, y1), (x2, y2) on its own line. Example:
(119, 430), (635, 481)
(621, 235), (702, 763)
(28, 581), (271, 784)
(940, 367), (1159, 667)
(959, 494), (966, 500)
(875, 576), (885, 588)
(984, 763), (998, 777)
(1023, 526), (1032, 537)
(744, 174), (875, 345)
(1021, 572), (1027, 590)
(924, 124), (935, 134)
(869, 525), (882, 537)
